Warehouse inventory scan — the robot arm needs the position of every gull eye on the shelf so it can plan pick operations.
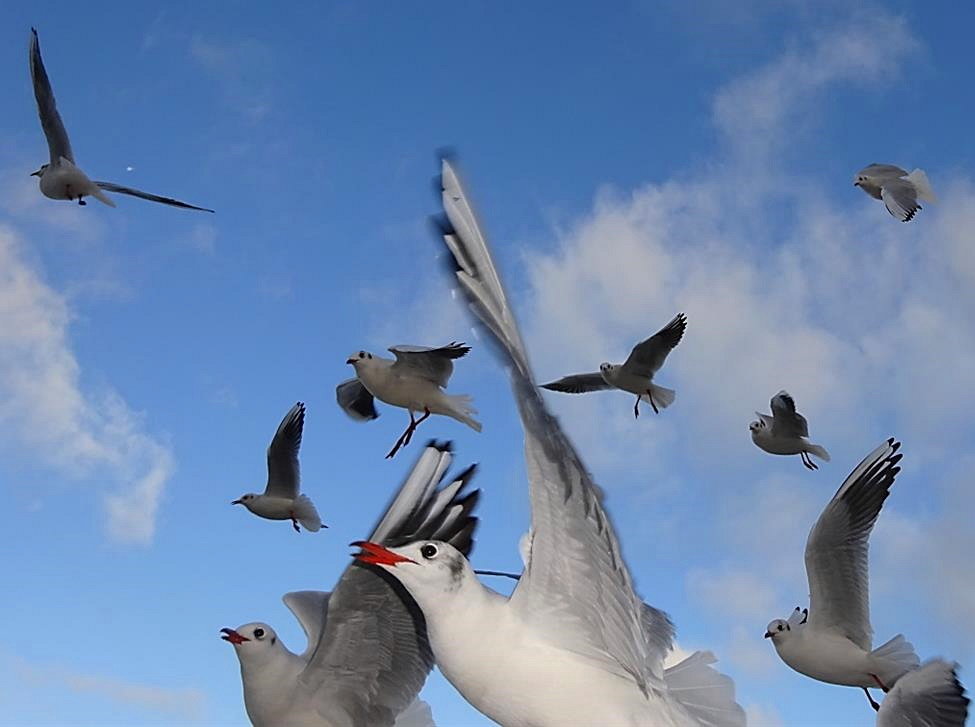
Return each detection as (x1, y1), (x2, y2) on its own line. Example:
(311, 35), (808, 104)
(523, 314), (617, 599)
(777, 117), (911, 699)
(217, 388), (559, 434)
(254, 628), (265, 639)
(358, 351), (365, 358)
(777, 624), (784, 631)
(420, 544), (438, 560)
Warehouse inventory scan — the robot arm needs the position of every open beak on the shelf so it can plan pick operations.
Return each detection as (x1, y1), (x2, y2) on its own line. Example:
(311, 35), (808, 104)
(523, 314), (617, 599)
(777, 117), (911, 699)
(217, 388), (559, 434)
(231, 499), (243, 505)
(346, 357), (356, 364)
(351, 540), (416, 567)
(220, 628), (249, 645)
(764, 631), (773, 639)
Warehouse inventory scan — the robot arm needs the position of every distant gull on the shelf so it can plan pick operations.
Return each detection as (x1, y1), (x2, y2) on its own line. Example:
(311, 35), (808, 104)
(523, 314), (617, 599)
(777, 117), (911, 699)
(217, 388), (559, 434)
(29, 28), (213, 212)
(750, 391), (830, 470)
(540, 313), (686, 418)
(765, 438), (919, 711)
(223, 441), (478, 726)
(232, 402), (323, 532)
(876, 659), (969, 725)
(854, 164), (935, 222)
(339, 343), (481, 459)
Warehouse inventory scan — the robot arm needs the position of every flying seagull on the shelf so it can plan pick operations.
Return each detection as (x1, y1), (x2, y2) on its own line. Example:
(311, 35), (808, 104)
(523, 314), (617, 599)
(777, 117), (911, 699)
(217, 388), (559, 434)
(339, 343), (481, 459)
(765, 438), (919, 711)
(854, 164), (935, 222)
(750, 391), (830, 470)
(540, 314), (687, 418)
(876, 659), (969, 726)
(232, 402), (323, 532)
(222, 441), (478, 726)
(351, 158), (745, 727)
(29, 28), (213, 212)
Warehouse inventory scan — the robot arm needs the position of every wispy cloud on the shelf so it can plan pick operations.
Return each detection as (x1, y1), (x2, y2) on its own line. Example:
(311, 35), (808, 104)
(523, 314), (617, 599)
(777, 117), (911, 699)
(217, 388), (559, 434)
(189, 35), (275, 123)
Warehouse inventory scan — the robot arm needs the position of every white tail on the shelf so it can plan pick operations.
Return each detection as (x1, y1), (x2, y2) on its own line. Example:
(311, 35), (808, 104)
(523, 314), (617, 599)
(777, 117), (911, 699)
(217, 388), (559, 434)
(293, 494), (323, 532)
(392, 699), (436, 727)
(805, 443), (831, 462)
(444, 393), (482, 432)
(91, 187), (116, 207)
(908, 169), (936, 203)
(642, 384), (676, 410)
(664, 651), (747, 727)
(872, 634), (920, 685)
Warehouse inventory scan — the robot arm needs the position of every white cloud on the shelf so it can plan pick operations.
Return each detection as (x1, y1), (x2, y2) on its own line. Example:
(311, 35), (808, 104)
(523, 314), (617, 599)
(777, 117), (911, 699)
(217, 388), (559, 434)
(0, 226), (174, 544)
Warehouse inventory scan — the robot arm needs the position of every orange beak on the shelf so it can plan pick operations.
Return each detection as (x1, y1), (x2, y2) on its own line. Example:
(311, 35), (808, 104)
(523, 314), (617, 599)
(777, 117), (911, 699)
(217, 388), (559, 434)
(220, 628), (249, 645)
(351, 540), (416, 567)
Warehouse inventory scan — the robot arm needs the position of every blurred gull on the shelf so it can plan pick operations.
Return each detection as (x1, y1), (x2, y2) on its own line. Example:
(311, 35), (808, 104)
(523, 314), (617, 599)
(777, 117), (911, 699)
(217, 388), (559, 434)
(765, 439), (919, 711)
(29, 28), (213, 212)
(339, 343), (481, 459)
(351, 158), (745, 727)
(540, 314), (687, 418)
(854, 164), (935, 222)
(223, 441), (479, 726)
(750, 391), (830, 470)
(232, 402), (323, 532)
(876, 659), (969, 726)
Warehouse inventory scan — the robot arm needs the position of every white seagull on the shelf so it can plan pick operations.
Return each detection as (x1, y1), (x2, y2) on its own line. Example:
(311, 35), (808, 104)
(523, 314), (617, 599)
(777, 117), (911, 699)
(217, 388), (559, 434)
(339, 343), (481, 459)
(750, 391), (830, 470)
(540, 313), (687, 418)
(222, 441), (479, 727)
(876, 659), (969, 726)
(351, 158), (745, 727)
(854, 164), (935, 222)
(232, 402), (323, 533)
(28, 28), (213, 212)
(765, 438), (919, 710)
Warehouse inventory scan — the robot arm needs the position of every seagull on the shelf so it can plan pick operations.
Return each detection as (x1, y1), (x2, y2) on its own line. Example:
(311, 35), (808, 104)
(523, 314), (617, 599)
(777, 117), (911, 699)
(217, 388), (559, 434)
(350, 158), (746, 727)
(765, 438), (919, 711)
(339, 343), (481, 459)
(222, 440), (479, 727)
(876, 659), (969, 726)
(232, 402), (323, 533)
(854, 164), (935, 222)
(28, 28), (213, 212)
(540, 313), (687, 418)
(750, 391), (830, 470)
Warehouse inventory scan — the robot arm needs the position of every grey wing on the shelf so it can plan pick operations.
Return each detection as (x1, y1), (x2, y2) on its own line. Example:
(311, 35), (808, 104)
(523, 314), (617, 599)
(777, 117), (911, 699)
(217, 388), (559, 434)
(93, 181), (215, 212)
(769, 391), (809, 438)
(265, 402), (304, 498)
(29, 29), (73, 165)
(859, 163), (909, 180)
(877, 660), (969, 727)
(336, 378), (379, 421)
(299, 441), (479, 724)
(805, 439), (902, 650)
(755, 412), (775, 428)
(389, 343), (471, 387)
(392, 700), (437, 727)
(621, 313), (688, 378)
(880, 179), (921, 222)
(640, 603), (675, 681)
(438, 158), (657, 692)
(282, 591), (331, 661)
(540, 373), (614, 394)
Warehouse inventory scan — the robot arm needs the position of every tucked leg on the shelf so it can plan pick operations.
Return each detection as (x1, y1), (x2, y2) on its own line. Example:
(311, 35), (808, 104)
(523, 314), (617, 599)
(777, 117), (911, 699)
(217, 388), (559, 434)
(633, 394), (641, 419)
(870, 674), (890, 693)
(290, 512), (300, 533)
(801, 451), (818, 470)
(647, 389), (659, 415)
(402, 408), (431, 448)
(861, 687), (880, 712)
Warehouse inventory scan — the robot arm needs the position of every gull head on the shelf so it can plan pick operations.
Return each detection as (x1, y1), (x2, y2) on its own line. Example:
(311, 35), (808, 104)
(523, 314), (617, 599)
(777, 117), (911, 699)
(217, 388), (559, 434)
(352, 539), (474, 599)
(764, 618), (792, 641)
(853, 173), (867, 188)
(748, 420), (762, 434)
(220, 623), (282, 662)
(346, 350), (375, 368)
(231, 493), (259, 510)
(30, 164), (48, 178)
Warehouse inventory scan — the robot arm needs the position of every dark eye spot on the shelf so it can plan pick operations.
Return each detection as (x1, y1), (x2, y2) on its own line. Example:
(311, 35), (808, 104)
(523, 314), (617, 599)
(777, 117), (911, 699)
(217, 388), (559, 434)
(421, 544), (438, 559)
(367, 353), (373, 359)
(359, 351), (365, 357)
(271, 636), (276, 645)
(777, 624), (784, 631)
(254, 628), (265, 639)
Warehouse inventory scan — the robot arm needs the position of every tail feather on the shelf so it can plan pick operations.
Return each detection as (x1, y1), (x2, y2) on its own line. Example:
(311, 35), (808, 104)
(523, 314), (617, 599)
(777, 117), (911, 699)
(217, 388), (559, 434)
(664, 651), (747, 727)
(908, 168), (936, 203)
(445, 393), (482, 432)
(872, 634), (920, 685)
(294, 494), (323, 532)
(805, 443), (830, 462)
(643, 384), (676, 410)
(91, 187), (116, 207)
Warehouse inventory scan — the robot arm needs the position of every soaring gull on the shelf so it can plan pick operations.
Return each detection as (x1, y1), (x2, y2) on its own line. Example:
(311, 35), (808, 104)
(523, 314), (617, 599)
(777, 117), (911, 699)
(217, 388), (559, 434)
(854, 164), (935, 223)
(750, 391), (830, 470)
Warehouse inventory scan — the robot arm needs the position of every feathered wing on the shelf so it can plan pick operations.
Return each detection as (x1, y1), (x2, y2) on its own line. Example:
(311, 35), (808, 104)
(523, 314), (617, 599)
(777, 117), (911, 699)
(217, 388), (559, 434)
(282, 591), (331, 661)
(92, 181), (214, 212)
(336, 378), (380, 421)
(663, 651), (746, 727)
(389, 343), (471, 387)
(880, 179), (921, 222)
(29, 28), (74, 165)
(805, 439), (902, 650)
(859, 163), (909, 179)
(621, 313), (687, 378)
(769, 391), (810, 438)
(265, 402), (304, 498)
(438, 158), (662, 693)
(300, 442), (478, 725)
(540, 372), (614, 394)
(876, 659), (969, 727)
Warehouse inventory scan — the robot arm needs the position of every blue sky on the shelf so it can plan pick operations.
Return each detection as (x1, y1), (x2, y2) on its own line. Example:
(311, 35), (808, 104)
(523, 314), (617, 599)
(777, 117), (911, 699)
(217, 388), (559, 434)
(1, 2), (973, 725)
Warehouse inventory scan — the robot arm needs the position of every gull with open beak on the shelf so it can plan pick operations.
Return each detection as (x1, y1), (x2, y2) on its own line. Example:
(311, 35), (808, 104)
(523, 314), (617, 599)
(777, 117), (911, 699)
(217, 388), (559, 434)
(222, 441), (479, 726)
(351, 158), (746, 727)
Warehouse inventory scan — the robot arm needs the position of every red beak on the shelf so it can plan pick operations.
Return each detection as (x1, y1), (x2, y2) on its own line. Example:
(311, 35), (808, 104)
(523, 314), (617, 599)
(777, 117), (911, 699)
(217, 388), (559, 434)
(346, 357), (356, 364)
(220, 628), (250, 645)
(351, 540), (416, 567)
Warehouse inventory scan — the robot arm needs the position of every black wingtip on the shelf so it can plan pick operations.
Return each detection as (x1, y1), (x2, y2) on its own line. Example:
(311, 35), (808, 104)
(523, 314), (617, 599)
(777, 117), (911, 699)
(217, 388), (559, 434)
(423, 439), (454, 453)
(435, 146), (458, 164)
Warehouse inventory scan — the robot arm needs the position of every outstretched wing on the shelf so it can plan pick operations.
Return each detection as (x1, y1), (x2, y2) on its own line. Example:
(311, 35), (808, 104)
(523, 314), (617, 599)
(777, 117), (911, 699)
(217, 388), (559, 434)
(389, 343), (470, 387)
(300, 442), (479, 726)
(877, 659), (969, 727)
(437, 157), (660, 693)
(805, 438), (902, 650)
(282, 591), (331, 661)
(265, 402), (304, 498)
(540, 373), (614, 394)
(769, 391), (809, 438)
(336, 378), (379, 421)
(621, 313), (687, 378)
(93, 181), (214, 212)
(29, 28), (73, 165)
